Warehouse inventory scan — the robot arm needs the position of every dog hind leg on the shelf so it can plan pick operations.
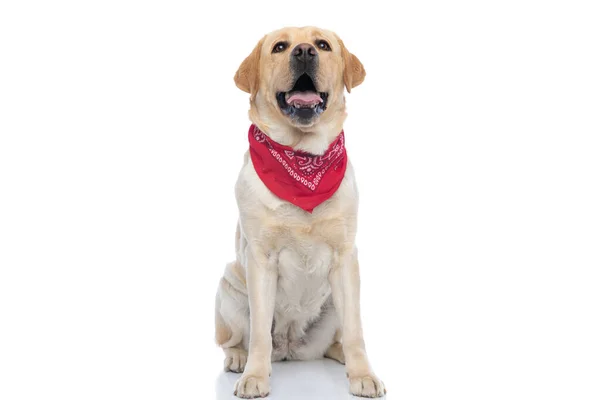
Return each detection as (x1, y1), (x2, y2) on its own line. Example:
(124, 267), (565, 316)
(215, 262), (250, 372)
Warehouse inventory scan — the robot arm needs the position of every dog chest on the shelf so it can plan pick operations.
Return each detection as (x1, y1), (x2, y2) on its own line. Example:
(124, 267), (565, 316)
(273, 237), (335, 318)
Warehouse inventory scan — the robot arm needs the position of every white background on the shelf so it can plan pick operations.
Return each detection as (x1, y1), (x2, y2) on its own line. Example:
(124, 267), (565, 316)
(1, 1), (599, 399)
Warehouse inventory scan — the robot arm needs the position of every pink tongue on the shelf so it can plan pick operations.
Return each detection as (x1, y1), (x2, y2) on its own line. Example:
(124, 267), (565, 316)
(286, 92), (322, 105)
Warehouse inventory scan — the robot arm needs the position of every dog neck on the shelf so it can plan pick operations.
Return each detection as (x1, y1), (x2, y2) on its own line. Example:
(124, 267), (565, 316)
(249, 95), (347, 156)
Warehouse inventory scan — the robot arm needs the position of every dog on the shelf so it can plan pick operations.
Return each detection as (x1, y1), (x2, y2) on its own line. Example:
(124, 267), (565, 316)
(214, 26), (385, 398)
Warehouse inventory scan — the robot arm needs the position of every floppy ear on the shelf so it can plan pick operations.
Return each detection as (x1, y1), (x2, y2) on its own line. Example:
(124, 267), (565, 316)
(338, 39), (366, 93)
(234, 36), (265, 100)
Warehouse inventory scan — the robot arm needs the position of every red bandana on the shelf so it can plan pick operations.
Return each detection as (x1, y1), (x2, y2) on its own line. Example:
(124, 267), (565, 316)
(248, 124), (347, 213)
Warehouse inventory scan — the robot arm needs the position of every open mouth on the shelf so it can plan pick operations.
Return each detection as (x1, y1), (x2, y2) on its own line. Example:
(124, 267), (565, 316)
(276, 74), (328, 121)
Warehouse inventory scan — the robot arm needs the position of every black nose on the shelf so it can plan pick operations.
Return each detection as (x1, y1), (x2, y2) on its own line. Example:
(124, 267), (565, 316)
(292, 43), (317, 61)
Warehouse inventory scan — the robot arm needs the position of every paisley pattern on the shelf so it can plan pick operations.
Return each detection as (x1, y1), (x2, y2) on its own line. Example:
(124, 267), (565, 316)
(251, 125), (345, 192)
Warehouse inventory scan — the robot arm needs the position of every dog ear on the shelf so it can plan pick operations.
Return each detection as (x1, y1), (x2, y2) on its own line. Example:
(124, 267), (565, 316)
(234, 36), (265, 100)
(338, 39), (366, 93)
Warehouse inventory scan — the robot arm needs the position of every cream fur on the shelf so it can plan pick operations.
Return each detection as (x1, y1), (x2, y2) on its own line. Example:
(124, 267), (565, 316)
(215, 26), (384, 398)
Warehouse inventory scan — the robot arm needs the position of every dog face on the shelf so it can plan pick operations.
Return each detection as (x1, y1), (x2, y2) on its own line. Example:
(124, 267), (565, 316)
(235, 27), (365, 132)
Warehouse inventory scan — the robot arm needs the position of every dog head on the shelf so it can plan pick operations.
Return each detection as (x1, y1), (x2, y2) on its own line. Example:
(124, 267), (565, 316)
(235, 27), (365, 153)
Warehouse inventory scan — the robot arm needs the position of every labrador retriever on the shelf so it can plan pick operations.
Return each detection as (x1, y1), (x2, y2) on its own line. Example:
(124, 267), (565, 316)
(214, 26), (385, 398)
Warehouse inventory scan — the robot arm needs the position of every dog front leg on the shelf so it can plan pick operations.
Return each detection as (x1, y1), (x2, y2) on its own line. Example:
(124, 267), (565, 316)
(329, 248), (386, 398)
(234, 250), (277, 399)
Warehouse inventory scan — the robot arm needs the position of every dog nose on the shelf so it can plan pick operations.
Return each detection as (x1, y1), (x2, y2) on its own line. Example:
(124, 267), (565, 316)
(292, 43), (317, 61)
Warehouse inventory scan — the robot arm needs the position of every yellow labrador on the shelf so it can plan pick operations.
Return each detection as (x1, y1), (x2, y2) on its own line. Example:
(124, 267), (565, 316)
(215, 26), (385, 398)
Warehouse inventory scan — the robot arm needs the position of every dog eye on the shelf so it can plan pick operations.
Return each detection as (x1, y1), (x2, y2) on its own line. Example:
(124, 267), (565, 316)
(272, 41), (288, 53)
(316, 40), (331, 51)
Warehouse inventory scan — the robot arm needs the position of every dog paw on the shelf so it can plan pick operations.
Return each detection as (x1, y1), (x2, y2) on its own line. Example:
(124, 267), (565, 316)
(234, 374), (270, 398)
(224, 347), (247, 373)
(349, 374), (386, 398)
